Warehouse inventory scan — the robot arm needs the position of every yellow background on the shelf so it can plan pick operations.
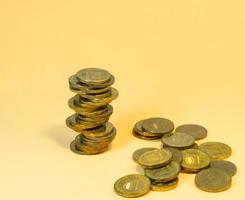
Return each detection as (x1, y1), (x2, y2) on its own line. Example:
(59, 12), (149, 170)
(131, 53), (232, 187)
(0, 1), (244, 199)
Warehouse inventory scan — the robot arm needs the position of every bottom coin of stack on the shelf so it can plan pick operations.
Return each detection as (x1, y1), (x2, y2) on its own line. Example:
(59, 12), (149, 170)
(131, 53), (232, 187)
(114, 118), (238, 197)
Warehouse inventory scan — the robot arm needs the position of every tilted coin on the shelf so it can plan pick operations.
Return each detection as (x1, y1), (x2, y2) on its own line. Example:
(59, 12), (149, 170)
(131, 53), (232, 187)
(162, 132), (195, 149)
(82, 90), (112, 102)
(195, 168), (232, 192)
(142, 117), (174, 136)
(163, 147), (183, 163)
(138, 149), (172, 169)
(209, 160), (237, 176)
(133, 120), (159, 137)
(81, 122), (114, 138)
(114, 174), (151, 198)
(132, 130), (162, 140)
(132, 147), (158, 163)
(151, 178), (179, 192)
(145, 161), (181, 182)
(175, 124), (207, 140)
(76, 68), (112, 84)
(181, 149), (210, 172)
(199, 142), (232, 160)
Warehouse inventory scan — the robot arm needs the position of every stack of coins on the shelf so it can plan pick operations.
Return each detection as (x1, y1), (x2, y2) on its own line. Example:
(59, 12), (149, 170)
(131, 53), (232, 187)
(66, 68), (118, 155)
(114, 119), (237, 197)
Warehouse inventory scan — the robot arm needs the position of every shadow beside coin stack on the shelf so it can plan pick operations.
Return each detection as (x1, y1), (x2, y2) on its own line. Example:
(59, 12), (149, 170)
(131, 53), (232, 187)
(66, 68), (118, 155)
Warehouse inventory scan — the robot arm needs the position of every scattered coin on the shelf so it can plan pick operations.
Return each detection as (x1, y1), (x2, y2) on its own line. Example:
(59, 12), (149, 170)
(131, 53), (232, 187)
(163, 147), (183, 163)
(151, 178), (179, 192)
(209, 160), (237, 176)
(162, 132), (195, 149)
(145, 161), (181, 182)
(142, 117), (174, 136)
(195, 168), (232, 192)
(175, 124), (207, 140)
(132, 147), (158, 163)
(138, 149), (172, 169)
(114, 174), (151, 198)
(181, 149), (210, 172)
(199, 142), (232, 160)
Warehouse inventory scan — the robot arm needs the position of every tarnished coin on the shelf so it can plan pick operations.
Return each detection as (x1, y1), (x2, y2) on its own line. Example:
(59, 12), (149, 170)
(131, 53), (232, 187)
(175, 124), (207, 140)
(199, 142), (232, 160)
(76, 68), (112, 84)
(132, 147), (158, 163)
(132, 130), (162, 140)
(162, 132), (195, 149)
(164, 147), (183, 163)
(151, 178), (179, 191)
(181, 149), (210, 172)
(142, 117), (174, 136)
(82, 122), (114, 138)
(195, 168), (232, 192)
(210, 160), (237, 176)
(133, 120), (159, 137)
(145, 161), (181, 182)
(138, 149), (172, 169)
(114, 174), (151, 198)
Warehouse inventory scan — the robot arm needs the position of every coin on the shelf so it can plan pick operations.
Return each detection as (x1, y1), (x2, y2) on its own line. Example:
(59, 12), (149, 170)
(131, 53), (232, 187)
(133, 120), (161, 137)
(145, 161), (180, 182)
(132, 130), (162, 140)
(163, 147), (183, 163)
(209, 160), (237, 176)
(151, 178), (179, 191)
(142, 117), (174, 136)
(114, 174), (151, 198)
(181, 149), (210, 172)
(195, 168), (232, 192)
(132, 147), (158, 163)
(175, 124), (207, 140)
(199, 142), (232, 160)
(162, 132), (195, 149)
(81, 122), (114, 138)
(76, 68), (112, 84)
(138, 149), (172, 169)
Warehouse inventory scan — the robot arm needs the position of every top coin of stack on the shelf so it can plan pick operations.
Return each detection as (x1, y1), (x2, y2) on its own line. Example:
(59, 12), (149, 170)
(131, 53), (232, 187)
(66, 68), (118, 155)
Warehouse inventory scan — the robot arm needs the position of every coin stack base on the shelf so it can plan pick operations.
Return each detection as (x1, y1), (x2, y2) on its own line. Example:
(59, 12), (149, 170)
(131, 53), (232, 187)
(66, 68), (118, 155)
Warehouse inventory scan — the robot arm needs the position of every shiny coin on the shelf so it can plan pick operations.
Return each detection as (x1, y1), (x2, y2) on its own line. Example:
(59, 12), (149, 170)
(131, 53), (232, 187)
(145, 161), (180, 182)
(175, 124), (207, 140)
(114, 174), (151, 198)
(151, 178), (179, 191)
(209, 160), (237, 176)
(138, 149), (172, 169)
(142, 117), (174, 136)
(195, 168), (232, 192)
(199, 142), (232, 160)
(76, 68), (111, 84)
(162, 132), (195, 149)
(164, 147), (183, 163)
(181, 149), (210, 172)
(132, 147), (158, 163)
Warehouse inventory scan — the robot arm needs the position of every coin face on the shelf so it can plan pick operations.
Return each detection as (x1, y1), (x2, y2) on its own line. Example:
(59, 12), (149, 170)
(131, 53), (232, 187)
(142, 117), (174, 135)
(145, 161), (181, 182)
(199, 142), (232, 160)
(114, 174), (151, 198)
(151, 178), (179, 191)
(209, 160), (237, 176)
(138, 149), (172, 169)
(181, 149), (210, 172)
(163, 147), (183, 163)
(132, 147), (158, 163)
(195, 168), (232, 192)
(162, 132), (195, 149)
(175, 124), (207, 140)
(76, 68), (111, 84)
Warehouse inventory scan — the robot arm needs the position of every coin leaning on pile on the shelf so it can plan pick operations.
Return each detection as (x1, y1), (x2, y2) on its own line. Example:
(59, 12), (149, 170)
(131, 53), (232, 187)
(66, 68), (118, 155)
(114, 118), (237, 197)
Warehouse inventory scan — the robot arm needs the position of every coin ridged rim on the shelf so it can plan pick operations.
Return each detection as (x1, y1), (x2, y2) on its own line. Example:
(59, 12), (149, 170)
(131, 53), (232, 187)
(151, 178), (179, 191)
(114, 174), (151, 198)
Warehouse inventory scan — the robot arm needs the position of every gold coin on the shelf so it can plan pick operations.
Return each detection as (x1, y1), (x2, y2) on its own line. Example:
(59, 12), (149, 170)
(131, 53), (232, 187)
(181, 149), (210, 172)
(151, 178), (179, 191)
(138, 149), (172, 169)
(114, 174), (151, 198)
(195, 168), (232, 192)
(199, 142), (232, 160)
(132, 147), (158, 163)
(209, 160), (237, 177)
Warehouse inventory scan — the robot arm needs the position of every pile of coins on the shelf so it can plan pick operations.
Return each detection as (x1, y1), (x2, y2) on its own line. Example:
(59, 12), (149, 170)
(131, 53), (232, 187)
(114, 117), (237, 197)
(66, 68), (118, 155)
